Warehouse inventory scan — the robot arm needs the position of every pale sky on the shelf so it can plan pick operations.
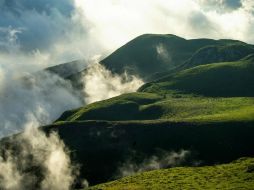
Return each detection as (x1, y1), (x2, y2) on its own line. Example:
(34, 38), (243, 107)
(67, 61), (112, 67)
(0, 0), (254, 66)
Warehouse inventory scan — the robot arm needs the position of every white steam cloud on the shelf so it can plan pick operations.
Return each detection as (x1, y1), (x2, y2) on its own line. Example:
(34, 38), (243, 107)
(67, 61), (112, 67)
(81, 63), (144, 104)
(0, 61), (143, 138)
(156, 43), (172, 65)
(0, 115), (79, 190)
(0, 68), (82, 138)
(117, 150), (191, 178)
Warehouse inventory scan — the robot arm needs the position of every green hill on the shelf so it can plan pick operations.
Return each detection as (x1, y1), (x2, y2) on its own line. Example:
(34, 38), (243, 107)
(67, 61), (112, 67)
(50, 46), (254, 186)
(57, 92), (254, 123)
(90, 157), (254, 190)
(100, 34), (254, 80)
(184, 44), (254, 68)
(140, 55), (254, 97)
(57, 55), (254, 123)
(48, 34), (254, 89)
(51, 48), (254, 186)
(61, 34), (254, 83)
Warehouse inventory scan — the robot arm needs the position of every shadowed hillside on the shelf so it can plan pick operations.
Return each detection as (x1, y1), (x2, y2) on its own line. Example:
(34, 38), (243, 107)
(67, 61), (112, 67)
(60, 34), (254, 84)
(140, 54), (254, 97)
(100, 34), (254, 80)
(40, 120), (254, 185)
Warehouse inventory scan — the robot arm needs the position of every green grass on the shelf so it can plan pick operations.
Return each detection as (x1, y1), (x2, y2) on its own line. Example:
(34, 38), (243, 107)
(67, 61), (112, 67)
(184, 44), (254, 68)
(57, 93), (254, 123)
(57, 92), (163, 121)
(140, 97), (254, 122)
(89, 157), (254, 190)
(57, 53), (254, 123)
(140, 56), (254, 97)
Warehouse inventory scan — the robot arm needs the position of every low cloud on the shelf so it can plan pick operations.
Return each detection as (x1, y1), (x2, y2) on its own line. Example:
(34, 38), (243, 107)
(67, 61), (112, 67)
(156, 43), (172, 64)
(0, 60), (144, 138)
(0, 116), (80, 190)
(117, 150), (191, 178)
(0, 67), (82, 138)
(81, 63), (144, 104)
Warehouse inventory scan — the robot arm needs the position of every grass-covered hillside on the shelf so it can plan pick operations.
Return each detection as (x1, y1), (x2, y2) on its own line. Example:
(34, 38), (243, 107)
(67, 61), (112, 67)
(101, 34), (254, 79)
(57, 54), (254, 123)
(57, 92), (254, 123)
(184, 43), (254, 69)
(140, 54), (254, 97)
(90, 157), (254, 190)
(62, 34), (254, 83)
(51, 43), (254, 186)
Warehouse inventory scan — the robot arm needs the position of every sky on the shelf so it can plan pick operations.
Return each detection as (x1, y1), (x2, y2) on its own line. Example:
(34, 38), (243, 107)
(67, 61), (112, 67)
(0, 0), (254, 66)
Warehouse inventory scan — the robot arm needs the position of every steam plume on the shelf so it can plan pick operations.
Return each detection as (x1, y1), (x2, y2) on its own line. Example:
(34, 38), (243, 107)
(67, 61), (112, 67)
(117, 150), (191, 178)
(81, 63), (144, 104)
(0, 115), (78, 190)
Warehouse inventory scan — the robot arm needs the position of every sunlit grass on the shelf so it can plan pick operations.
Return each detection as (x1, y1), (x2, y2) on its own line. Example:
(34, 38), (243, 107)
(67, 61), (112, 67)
(89, 158), (254, 190)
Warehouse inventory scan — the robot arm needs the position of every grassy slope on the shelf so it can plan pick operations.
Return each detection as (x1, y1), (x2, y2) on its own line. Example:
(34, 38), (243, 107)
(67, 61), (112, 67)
(184, 43), (254, 68)
(57, 55), (254, 123)
(57, 58), (254, 122)
(57, 92), (163, 121)
(57, 92), (254, 123)
(140, 55), (254, 97)
(148, 43), (254, 81)
(90, 157), (254, 190)
(141, 97), (254, 122)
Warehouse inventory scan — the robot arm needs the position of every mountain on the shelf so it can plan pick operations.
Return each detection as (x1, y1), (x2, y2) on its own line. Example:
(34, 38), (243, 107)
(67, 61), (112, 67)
(48, 36), (254, 186)
(49, 34), (254, 85)
(2, 34), (254, 188)
(45, 60), (86, 78)
(100, 34), (254, 80)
